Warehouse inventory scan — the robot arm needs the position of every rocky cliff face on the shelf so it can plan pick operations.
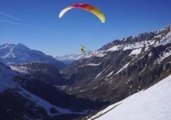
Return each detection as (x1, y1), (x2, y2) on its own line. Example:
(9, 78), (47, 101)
(63, 25), (171, 102)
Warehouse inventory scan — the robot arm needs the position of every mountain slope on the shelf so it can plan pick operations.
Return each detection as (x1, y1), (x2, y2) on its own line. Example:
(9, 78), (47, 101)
(63, 25), (171, 103)
(0, 43), (65, 70)
(88, 75), (171, 120)
(0, 63), (91, 120)
(0, 62), (108, 120)
(0, 63), (55, 119)
(10, 63), (65, 85)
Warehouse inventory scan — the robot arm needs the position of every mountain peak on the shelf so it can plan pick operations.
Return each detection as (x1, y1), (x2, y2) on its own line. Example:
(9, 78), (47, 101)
(16, 43), (29, 48)
(14, 43), (30, 51)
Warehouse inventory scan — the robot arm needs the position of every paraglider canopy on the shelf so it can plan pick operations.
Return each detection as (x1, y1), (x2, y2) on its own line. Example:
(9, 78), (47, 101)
(59, 3), (105, 23)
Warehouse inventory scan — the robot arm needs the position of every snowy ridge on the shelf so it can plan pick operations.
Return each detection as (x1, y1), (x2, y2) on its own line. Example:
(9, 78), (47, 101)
(106, 26), (171, 57)
(60, 28), (171, 64)
(107, 40), (153, 52)
(156, 30), (171, 46)
(89, 75), (171, 120)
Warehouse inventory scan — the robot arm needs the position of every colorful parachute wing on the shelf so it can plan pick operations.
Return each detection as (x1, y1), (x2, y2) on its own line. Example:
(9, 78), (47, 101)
(59, 3), (105, 23)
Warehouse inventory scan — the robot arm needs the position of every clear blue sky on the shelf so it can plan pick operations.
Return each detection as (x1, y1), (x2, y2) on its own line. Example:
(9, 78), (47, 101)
(0, 0), (171, 56)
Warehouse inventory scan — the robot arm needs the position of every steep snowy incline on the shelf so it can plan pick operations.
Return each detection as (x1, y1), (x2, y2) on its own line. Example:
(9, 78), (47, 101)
(89, 75), (171, 120)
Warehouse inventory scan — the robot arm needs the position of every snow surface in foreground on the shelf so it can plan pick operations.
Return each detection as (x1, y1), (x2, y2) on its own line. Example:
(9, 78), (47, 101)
(89, 75), (171, 120)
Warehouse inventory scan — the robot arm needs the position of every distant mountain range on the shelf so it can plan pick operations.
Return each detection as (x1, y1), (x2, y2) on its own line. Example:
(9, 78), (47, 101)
(55, 50), (106, 65)
(0, 43), (66, 70)
(56, 54), (82, 65)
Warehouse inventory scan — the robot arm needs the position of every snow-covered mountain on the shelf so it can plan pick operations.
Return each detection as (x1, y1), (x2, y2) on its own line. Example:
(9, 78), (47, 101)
(0, 43), (65, 70)
(62, 25), (171, 102)
(88, 75), (171, 120)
